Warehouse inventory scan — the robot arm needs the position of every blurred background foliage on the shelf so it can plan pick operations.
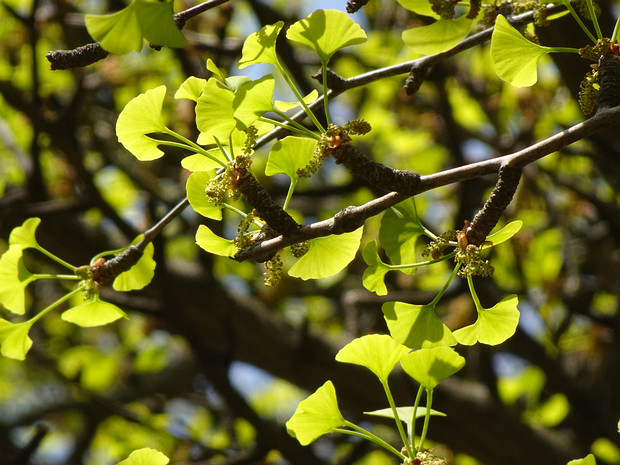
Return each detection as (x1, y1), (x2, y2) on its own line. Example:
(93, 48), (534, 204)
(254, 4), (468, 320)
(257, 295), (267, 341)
(1, 0), (620, 464)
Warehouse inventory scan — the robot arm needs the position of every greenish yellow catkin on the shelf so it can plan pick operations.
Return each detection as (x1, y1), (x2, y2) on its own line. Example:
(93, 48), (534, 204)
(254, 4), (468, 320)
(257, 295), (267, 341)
(263, 252), (283, 286)
(579, 69), (599, 116)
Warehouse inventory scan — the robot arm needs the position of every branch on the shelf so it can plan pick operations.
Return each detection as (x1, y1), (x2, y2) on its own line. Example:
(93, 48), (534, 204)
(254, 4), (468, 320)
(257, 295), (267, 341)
(46, 0), (231, 70)
(235, 105), (620, 261)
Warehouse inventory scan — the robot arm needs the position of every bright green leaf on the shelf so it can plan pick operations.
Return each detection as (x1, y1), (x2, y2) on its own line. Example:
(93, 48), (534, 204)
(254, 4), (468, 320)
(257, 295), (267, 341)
(400, 346), (465, 390)
(116, 85), (168, 161)
(274, 89), (319, 112)
(335, 334), (410, 384)
(567, 454), (597, 465)
(491, 15), (554, 87)
(364, 406), (446, 425)
(61, 296), (128, 327)
(233, 75), (275, 130)
(286, 9), (367, 65)
(395, 0), (440, 18)
(181, 150), (227, 172)
(288, 227), (363, 280)
(0, 319), (33, 360)
(265, 136), (317, 182)
(454, 294), (520, 345)
(402, 16), (472, 56)
(85, 3), (143, 55)
(9, 217), (41, 249)
(286, 380), (346, 445)
(361, 240), (390, 296)
(112, 242), (156, 291)
(486, 220), (523, 246)
(137, 0), (187, 49)
(186, 171), (223, 220)
(0, 246), (35, 315)
(238, 21), (284, 69)
(196, 225), (237, 257)
(206, 59), (227, 82)
(196, 78), (236, 143)
(117, 448), (170, 465)
(382, 301), (456, 349)
(380, 199), (425, 272)
(175, 76), (207, 101)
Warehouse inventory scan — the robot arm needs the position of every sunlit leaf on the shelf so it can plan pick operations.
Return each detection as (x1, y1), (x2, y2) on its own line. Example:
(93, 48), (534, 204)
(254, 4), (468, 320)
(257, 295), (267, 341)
(454, 294), (520, 345)
(395, 0), (440, 18)
(402, 16), (472, 56)
(196, 225), (237, 257)
(486, 220), (523, 246)
(286, 380), (346, 445)
(174, 76), (207, 102)
(136, 0), (187, 49)
(233, 75), (275, 130)
(61, 296), (128, 327)
(361, 240), (390, 296)
(567, 454), (597, 465)
(382, 301), (456, 349)
(238, 21), (284, 69)
(206, 58), (227, 82)
(0, 246), (35, 315)
(380, 199), (425, 272)
(181, 150), (227, 172)
(9, 217), (41, 249)
(0, 319), (33, 360)
(116, 85), (168, 161)
(491, 15), (553, 87)
(288, 227), (363, 280)
(85, 3), (143, 54)
(186, 171), (223, 220)
(286, 9), (367, 65)
(336, 334), (409, 384)
(112, 241), (156, 291)
(265, 136), (317, 182)
(196, 78), (236, 143)
(400, 347), (465, 390)
(274, 90), (319, 112)
(117, 448), (170, 465)
(364, 406), (446, 431)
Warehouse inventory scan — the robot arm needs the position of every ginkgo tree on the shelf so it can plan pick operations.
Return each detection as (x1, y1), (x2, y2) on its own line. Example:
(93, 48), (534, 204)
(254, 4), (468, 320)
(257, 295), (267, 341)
(1, 0), (620, 464)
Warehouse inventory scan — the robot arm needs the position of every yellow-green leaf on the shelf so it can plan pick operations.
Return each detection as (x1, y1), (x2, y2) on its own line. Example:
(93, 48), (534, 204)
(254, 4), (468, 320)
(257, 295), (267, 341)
(117, 448), (169, 465)
(0, 319), (33, 360)
(402, 16), (472, 56)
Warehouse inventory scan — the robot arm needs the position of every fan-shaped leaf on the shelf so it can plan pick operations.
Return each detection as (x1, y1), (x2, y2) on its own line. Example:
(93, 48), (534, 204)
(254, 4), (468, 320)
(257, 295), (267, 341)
(112, 241), (156, 292)
(175, 76), (207, 102)
(380, 199), (425, 272)
(395, 0), (440, 18)
(196, 225), (237, 257)
(233, 75), (275, 130)
(117, 448), (169, 465)
(265, 136), (317, 182)
(400, 347), (465, 390)
(286, 381), (346, 445)
(238, 21), (284, 68)
(454, 294), (520, 345)
(85, 3), (143, 54)
(0, 319), (33, 360)
(116, 85), (168, 161)
(336, 334), (409, 384)
(0, 246), (34, 315)
(61, 296), (128, 327)
(486, 220), (523, 246)
(186, 171), (223, 220)
(361, 240), (390, 296)
(402, 16), (472, 56)
(196, 78), (236, 143)
(137, 0), (187, 49)
(9, 217), (41, 249)
(274, 90), (319, 112)
(286, 9), (367, 65)
(382, 301), (456, 349)
(288, 227), (363, 280)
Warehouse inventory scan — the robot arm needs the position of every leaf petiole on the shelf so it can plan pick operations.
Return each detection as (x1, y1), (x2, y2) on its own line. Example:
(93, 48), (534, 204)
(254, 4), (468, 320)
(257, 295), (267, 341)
(417, 389), (433, 452)
(335, 421), (407, 460)
(382, 380), (415, 460)
(35, 246), (76, 271)
(28, 286), (85, 325)
(163, 128), (228, 168)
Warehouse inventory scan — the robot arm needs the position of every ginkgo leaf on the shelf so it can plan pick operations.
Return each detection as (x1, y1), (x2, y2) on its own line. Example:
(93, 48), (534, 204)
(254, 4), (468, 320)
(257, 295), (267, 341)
(186, 171), (223, 220)
(117, 448), (170, 465)
(238, 21), (284, 69)
(286, 380), (346, 445)
(61, 296), (128, 327)
(195, 225), (237, 257)
(85, 0), (185, 55)
(206, 59), (227, 82)
(288, 227), (363, 280)
(486, 220), (523, 246)
(400, 346), (465, 390)
(112, 241), (156, 291)
(274, 89), (319, 112)
(382, 301), (456, 349)
(233, 75), (276, 130)
(0, 246), (35, 315)
(174, 76), (207, 102)
(364, 406), (446, 432)
(116, 85), (168, 161)
(395, 0), (440, 18)
(9, 217), (41, 249)
(335, 334), (409, 384)
(491, 15), (553, 87)
(361, 240), (390, 296)
(181, 150), (227, 172)
(567, 454), (597, 465)
(454, 294), (520, 345)
(286, 9), (367, 65)
(0, 319), (33, 360)
(195, 78), (236, 143)
(265, 136), (317, 182)
(402, 16), (472, 56)
(379, 199), (425, 272)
